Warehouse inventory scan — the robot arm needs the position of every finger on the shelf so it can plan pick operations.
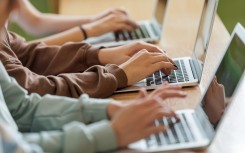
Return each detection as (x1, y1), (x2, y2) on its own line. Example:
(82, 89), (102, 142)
(157, 90), (187, 100)
(153, 61), (177, 71)
(150, 54), (172, 64)
(115, 8), (129, 16)
(138, 98), (160, 108)
(150, 85), (182, 97)
(105, 8), (128, 17)
(160, 103), (179, 120)
(166, 57), (176, 67)
(161, 68), (172, 75)
(136, 41), (164, 53)
(138, 88), (148, 98)
(122, 17), (139, 28)
(144, 109), (176, 126)
(118, 23), (135, 32)
(149, 53), (177, 70)
(160, 84), (182, 90)
(143, 125), (166, 138)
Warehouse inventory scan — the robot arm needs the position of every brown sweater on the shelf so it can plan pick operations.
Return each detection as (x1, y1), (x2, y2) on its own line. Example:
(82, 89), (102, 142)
(0, 28), (127, 98)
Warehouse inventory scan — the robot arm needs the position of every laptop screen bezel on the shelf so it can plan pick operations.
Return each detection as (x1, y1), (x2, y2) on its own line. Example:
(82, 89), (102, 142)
(191, 0), (218, 81)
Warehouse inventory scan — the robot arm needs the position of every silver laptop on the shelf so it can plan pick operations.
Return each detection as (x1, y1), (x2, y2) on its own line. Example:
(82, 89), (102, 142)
(116, 0), (218, 93)
(84, 0), (167, 47)
(118, 23), (245, 153)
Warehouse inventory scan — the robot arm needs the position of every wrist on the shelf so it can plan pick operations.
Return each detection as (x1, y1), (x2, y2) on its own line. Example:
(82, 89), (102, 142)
(107, 100), (123, 119)
(83, 23), (96, 38)
(118, 64), (131, 86)
(79, 26), (88, 40)
(98, 48), (110, 65)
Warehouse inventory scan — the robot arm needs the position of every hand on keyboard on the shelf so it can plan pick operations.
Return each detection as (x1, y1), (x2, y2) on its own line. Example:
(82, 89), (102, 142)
(83, 8), (139, 37)
(108, 83), (186, 148)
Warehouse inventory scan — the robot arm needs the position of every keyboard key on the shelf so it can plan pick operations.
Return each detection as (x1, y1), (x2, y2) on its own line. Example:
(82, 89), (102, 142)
(154, 71), (161, 77)
(140, 24), (150, 38)
(114, 32), (120, 41)
(179, 114), (195, 142)
(146, 77), (154, 86)
(135, 28), (143, 38)
(155, 78), (162, 85)
(118, 32), (124, 41)
(163, 118), (177, 144)
(123, 31), (131, 40)
(131, 30), (138, 39)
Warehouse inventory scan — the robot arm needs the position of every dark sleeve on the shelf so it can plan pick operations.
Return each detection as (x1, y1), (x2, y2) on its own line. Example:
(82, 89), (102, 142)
(0, 30), (127, 98)
(8, 31), (102, 75)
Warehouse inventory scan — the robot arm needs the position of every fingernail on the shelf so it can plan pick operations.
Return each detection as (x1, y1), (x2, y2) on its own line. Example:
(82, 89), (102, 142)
(174, 64), (178, 69)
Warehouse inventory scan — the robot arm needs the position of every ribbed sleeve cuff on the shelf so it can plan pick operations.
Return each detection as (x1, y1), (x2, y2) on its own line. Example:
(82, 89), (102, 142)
(106, 64), (128, 88)
(86, 45), (105, 66)
(88, 120), (117, 152)
(62, 121), (117, 153)
(23, 132), (63, 153)
(80, 94), (112, 122)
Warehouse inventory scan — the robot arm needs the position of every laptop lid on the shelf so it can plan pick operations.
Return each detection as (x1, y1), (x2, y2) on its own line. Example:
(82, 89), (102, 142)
(195, 23), (245, 141)
(191, 0), (218, 81)
(152, 0), (167, 26)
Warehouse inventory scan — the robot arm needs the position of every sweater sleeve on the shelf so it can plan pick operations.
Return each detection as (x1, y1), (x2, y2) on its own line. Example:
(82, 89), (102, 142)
(8, 31), (101, 75)
(0, 61), (111, 131)
(0, 119), (43, 153)
(0, 30), (128, 98)
(23, 121), (117, 153)
(0, 61), (118, 153)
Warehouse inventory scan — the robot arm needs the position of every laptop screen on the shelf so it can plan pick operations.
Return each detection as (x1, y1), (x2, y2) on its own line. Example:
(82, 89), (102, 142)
(201, 33), (245, 130)
(192, 0), (217, 81)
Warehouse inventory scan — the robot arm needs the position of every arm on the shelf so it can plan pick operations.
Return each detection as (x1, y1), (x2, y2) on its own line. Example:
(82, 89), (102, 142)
(23, 121), (117, 153)
(0, 61), (186, 153)
(3, 30), (176, 98)
(0, 61), (117, 153)
(10, 0), (138, 45)
(1, 30), (127, 98)
(11, 0), (92, 36)
(0, 119), (43, 153)
(0, 61), (112, 131)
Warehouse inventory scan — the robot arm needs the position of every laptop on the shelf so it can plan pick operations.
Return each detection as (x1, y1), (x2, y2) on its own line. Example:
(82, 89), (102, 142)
(116, 0), (218, 93)
(118, 23), (245, 153)
(84, 0), (167, 47)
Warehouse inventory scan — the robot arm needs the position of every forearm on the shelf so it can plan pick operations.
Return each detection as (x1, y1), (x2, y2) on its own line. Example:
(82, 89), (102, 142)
(1, 64), (114, 131)
(13, 0), (92, 36)
(29, 27), (86, 46)
(20, 14), (92, 36)
(8, 31), (101, 74)
(23, 121), (117, 153)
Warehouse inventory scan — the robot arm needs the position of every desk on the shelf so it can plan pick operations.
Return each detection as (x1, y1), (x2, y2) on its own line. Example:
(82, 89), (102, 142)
(60, 0), (245, 152)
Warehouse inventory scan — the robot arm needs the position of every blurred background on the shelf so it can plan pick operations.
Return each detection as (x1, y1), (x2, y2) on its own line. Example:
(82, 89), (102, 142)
(8, 0), (245, 41)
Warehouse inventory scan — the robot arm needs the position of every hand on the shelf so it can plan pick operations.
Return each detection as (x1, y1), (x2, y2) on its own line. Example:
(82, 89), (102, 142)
(107, 83), (186, 119)
(99, 41), (169, 65)
(118, 49), (177, 85)
(90, 8), (129, 21)
(111, 96), (179, 148)
(83, 9), (138, 37)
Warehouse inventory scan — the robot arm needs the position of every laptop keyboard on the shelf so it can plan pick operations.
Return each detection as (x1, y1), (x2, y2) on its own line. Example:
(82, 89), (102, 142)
(146, 59), (190, 86)
(114, 24), (150, 41)
(146, 114), (195, 148)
